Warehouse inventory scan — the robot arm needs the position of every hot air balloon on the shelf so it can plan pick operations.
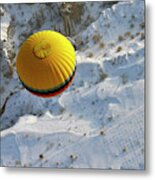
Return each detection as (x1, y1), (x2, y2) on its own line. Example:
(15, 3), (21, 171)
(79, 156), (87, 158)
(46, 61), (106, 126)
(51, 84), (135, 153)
(16, 30), (76, 98)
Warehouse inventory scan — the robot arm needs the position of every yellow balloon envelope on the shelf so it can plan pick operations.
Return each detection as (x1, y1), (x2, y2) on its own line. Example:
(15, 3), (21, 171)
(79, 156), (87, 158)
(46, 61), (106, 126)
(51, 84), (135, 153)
(16, 30), (76, 97)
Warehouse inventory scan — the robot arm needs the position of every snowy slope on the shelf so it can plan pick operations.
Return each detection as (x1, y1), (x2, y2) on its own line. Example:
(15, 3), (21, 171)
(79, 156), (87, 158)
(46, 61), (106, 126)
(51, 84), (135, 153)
(0, 0), (145, 169)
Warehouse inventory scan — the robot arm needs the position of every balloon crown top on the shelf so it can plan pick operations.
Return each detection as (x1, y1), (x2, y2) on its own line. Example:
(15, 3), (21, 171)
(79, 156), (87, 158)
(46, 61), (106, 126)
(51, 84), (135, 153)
(33, 39), (52, 59)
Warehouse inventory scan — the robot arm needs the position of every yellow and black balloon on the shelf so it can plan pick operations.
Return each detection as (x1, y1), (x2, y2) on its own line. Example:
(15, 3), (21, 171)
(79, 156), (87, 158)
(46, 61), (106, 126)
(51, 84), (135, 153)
(16, 30), (76, 98)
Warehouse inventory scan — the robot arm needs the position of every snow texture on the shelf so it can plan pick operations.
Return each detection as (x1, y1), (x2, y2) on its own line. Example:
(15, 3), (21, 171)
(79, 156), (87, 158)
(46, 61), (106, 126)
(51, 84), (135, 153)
(0, 0), (145, 169)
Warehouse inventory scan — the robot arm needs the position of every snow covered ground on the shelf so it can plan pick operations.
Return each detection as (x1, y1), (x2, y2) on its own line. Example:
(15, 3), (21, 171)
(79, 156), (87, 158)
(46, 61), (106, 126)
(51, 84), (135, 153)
(0, 0), (145, 169)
